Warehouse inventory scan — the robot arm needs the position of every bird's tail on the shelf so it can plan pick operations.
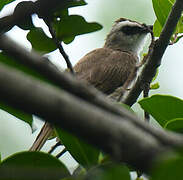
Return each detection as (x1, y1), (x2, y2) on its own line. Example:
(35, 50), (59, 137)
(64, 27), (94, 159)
(29, 122), (53, 151)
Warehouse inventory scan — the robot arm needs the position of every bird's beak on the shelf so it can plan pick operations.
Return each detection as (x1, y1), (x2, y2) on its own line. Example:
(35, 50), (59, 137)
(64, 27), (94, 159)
(141, 24), (153, 33)
(147, 25), (153, 31)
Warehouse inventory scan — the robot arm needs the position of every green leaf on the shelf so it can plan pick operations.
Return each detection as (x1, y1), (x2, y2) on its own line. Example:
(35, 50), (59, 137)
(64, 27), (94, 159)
(0, 151), (70, 180)
(54, 9), (69, 18)
(175, 16), (183, 34)
(152, 0), (172, 27)
(0, 0), (14, 11)
(174, 34), (183, 43)
(0, 52), (51, 84)
(168, 0), (175, 5)
(66, 0), (87, 8)
(153, 19), (162, 37)
(0, 102), (33, 129)
(53, 15), (102, 44)
(117, 102), (134, 113)
(152, 68), (159, 82)
(150, 82), (160, 90)
(138, 95), (183, 127)
(13, 1), (34, 30)
(55, 128), (100, 168)
(151, 154), (183, 180)
(27, 27), (57, 53)
(85, 162), (130, 180)
(152, 0), (183, 37)
(164, 118), (183, 133)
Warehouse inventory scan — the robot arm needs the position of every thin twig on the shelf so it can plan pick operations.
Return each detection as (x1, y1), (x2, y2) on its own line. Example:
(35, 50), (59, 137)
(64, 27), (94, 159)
(45, 18), (74, 73)
(30, 17), (74, 152)
(56, 148), (67, 159)
(48, 141), (62, 154)
(143, 83), (150, 122)
(29, 122), (53, 151)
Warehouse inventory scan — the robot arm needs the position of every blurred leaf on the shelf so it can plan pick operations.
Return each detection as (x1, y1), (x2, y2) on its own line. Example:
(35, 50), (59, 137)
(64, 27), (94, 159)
(152, 68), (159, 82)
(0, 52), (51, 83)
(0, 151), (70, 180)
(117, 102), (134, 113)
(164, 118), (183, 133)
(66, 0), (87, 8)
(175, 16), (183, 34)
(150, 82), (160, 90)
(72, 165), (86, 178)
(55, 128), (100, 168)
(174, 34), (183, 43)
(0, 52), (61, 129)
(138, 95), (183, 127)
(152, 0), (172, 27)
(13, 1), (34, 30)
(85, 162), (130, 180)
(0, 0), (14, 11)
(151, 154), (183, 180)
(53, 15), (102, 44)
(54, 9), (69, 18)
(168, 0), (175, 4)
(154, 18), (183, 42)
(27, 27), (57, 53)
(153, 19), (162, 37)
(152, 0), (183, 38)
(0, 102), (33, 129)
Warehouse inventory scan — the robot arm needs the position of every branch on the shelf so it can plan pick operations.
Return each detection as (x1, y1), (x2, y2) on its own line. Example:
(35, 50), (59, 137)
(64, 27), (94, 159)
(124, 0), (183, 106)
(0, 34), (182, 150)
(0, 62), (170, 172)
(44, 18), (74, 73)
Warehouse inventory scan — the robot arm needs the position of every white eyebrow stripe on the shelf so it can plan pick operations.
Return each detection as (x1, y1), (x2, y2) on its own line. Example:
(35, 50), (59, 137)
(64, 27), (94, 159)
(111, 20), (142, 32)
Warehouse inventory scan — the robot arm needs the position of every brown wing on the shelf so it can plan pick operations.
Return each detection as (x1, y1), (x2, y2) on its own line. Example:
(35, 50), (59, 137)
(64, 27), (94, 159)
(74, 48), (138, 94)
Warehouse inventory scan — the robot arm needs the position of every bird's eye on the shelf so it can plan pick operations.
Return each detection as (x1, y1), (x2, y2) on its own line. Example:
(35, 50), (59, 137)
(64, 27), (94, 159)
(120, 26), (146, 35)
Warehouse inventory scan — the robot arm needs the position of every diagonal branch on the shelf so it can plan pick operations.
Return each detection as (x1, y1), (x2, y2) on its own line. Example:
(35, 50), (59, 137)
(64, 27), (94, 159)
(44, 18), (74, 73)
(124, 0), (183, 106)
(0, 34), (182, 149)
(0, 62), (176, 172)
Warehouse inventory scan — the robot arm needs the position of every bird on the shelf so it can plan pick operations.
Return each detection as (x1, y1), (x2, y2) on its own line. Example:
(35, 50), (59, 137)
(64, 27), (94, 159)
(30, 17), (152, 151)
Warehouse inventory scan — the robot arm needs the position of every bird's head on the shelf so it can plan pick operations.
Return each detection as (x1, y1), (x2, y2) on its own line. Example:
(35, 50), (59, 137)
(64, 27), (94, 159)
(104, 18), (153, 56)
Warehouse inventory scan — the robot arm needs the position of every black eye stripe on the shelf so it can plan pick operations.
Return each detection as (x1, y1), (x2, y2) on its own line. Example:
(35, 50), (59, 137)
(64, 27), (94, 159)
(120, 26), (147, 35)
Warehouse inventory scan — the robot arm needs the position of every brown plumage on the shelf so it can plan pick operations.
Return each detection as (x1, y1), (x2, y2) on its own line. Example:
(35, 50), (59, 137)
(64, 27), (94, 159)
(74, 48), (138, 94)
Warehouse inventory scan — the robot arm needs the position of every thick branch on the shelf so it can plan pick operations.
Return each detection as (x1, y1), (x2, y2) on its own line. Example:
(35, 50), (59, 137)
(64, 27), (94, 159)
(0, 34), (182, 150)
(124, 0), (183, 106)
(0, 62), (173, 171)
